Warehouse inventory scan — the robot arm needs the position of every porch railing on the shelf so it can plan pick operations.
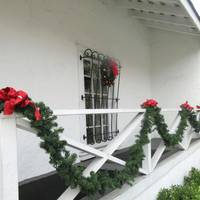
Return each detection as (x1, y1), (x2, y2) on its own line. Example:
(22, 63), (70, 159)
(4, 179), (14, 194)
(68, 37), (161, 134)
(0, 108), (200, 200)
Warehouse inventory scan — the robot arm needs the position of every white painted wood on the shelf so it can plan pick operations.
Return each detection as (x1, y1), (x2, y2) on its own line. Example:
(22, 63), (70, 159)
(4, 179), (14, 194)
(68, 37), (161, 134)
(116, 0), (200, 34)
(16, 118), (37, 134)
(103, 113), (144, 154)
(190, 0), (200, 16)
(100, 139), (200, 200)
(151, 141), (166, 170)
(107, 155), (126, 166)
(64, 136), (126, 166)
(15, 108), (200, 199)
(180, 0), (200, 31)
(0, 116), (19, 200)
(58, 113), (144, 200)
(141, 134), (152, 174)
(179, 126), (192, 150)
(53, 109), (145, 116)
(53, 108), (182, 116)
(117, 0), (187, 16)
(138, 168), (147, 175)
(185, 128), (193, 149)
(169, 113), (181, 133)
(0, 137), (3, 200)
(140, 19), (199, 35)
(16, 123), (118, 167)
(197, 112), (200, 121)
(16, 118), (126, 166)
(77, 45), (88, 146)
(129, 10), (193, 27)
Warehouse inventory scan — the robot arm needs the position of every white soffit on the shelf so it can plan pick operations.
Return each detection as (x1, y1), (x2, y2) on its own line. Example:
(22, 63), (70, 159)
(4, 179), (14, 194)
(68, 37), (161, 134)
(188, 0), (200, 17)
(115, 0), (200, 35)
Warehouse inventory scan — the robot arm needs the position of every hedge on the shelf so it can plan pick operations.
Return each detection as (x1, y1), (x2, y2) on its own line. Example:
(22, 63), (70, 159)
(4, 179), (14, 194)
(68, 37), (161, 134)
(157, 168), (200, 200)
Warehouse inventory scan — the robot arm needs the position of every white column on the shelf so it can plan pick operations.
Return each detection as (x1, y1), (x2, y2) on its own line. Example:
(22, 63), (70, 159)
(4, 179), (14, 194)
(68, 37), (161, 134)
(142, 133), (152, 174)
(0, 115), (18, 200)
(179, 127), (193, 150)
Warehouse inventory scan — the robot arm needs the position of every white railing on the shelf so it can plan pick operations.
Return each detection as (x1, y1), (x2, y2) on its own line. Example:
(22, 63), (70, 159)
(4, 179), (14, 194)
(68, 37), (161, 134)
(0, 116), (19, 200)
(0, 108), (200, 200)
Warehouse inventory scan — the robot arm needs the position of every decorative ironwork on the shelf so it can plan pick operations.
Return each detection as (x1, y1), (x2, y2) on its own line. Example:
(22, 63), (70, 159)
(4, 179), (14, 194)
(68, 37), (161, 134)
(81, 49), (121, 145)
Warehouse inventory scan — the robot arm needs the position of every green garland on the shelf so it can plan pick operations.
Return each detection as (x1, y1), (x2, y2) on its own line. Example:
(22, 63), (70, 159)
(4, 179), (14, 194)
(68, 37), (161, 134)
(1, 98), (200, 197)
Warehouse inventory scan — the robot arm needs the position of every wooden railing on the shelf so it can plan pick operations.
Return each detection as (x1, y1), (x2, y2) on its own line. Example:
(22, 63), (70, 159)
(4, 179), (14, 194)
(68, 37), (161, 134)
(0, 108), (200, 200)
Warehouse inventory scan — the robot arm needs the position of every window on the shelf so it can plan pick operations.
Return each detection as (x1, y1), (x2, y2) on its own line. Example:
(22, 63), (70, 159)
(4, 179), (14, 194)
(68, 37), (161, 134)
(80, 49), (121, 145)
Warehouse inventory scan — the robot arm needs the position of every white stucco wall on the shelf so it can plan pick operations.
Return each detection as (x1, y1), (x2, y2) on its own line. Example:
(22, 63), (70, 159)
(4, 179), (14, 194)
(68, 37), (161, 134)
(3, 0), (200, 184)
(150, 29), (200, 108)
(0, 0), (151, 181)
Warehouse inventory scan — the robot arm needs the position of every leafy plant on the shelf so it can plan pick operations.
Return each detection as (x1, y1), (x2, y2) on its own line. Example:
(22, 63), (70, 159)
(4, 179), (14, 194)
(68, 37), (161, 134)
(157, 168), (200, 200)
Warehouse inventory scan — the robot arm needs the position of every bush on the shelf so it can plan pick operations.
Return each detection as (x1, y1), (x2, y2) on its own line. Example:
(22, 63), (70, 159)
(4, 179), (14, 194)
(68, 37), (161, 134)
(157, 168), (200, 200)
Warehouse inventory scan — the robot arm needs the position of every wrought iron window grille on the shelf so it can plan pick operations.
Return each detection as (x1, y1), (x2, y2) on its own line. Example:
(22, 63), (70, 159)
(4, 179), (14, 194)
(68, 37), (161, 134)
(81, 48), (121, 145)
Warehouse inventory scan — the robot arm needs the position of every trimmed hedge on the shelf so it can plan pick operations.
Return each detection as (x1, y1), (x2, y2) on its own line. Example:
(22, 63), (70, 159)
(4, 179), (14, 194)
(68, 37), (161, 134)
(157, 168), (200, 200)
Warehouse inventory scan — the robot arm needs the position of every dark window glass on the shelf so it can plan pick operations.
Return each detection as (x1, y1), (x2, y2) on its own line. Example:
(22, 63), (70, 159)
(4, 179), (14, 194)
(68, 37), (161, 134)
(82, 51), (120, 145)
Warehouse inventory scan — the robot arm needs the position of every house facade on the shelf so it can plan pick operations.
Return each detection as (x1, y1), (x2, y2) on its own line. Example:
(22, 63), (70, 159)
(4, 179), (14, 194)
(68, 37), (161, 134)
(1, 0), (200, 200)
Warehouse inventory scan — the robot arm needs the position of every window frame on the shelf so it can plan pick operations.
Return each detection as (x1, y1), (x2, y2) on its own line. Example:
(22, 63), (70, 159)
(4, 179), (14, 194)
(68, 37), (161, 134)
(77, 46), (120, 148)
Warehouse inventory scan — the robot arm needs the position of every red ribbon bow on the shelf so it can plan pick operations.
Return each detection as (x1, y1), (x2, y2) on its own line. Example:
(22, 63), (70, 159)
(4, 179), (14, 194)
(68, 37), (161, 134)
(141, 99), (158, 108)
(110, 60), (119, 79)
(0, 87), (42, 120)
(181, 101), (193, 111)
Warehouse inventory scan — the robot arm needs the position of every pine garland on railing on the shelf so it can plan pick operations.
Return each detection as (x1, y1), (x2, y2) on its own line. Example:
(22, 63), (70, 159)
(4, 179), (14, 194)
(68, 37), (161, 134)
(1, 87), (200, 196)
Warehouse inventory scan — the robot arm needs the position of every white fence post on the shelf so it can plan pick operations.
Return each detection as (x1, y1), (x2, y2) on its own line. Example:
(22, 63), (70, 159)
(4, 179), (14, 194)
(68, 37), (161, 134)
(58, 113), (144, 200)
(0, 115), (18, 200)
(141, 133), (152, 174)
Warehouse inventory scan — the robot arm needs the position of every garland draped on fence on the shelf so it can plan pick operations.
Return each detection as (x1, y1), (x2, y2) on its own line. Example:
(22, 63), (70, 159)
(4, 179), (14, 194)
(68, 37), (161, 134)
(1, 87), (200, 196)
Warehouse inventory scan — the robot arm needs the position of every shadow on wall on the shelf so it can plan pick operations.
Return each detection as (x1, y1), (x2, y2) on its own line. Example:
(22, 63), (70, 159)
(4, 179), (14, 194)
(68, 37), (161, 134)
(19, 173), (85, 200)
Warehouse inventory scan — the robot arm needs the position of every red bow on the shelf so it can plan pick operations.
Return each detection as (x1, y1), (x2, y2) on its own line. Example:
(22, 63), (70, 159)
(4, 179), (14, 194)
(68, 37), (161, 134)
(141, 99), (158, 108)
(181, 101), (194, 111)
(0, 87), (41, 120)
(110, 60), (119, 79)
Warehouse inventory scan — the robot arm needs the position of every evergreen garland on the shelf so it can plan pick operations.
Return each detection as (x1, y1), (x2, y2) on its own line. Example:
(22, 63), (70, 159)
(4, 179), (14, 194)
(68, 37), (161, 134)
(0, 88), (200, 197)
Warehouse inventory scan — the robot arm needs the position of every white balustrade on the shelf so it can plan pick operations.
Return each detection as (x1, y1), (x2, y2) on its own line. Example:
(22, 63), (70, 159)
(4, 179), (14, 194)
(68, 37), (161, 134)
(0, 108), (200, 200)
(0, 115), (18, 200)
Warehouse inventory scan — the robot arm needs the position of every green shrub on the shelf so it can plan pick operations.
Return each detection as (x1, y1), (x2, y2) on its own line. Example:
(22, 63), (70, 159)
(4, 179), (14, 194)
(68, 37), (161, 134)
(157, 168), (200, 200)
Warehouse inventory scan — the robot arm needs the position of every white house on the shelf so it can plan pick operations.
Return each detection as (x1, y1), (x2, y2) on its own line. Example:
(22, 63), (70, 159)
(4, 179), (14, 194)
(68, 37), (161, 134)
(1, 0), (200, 200)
